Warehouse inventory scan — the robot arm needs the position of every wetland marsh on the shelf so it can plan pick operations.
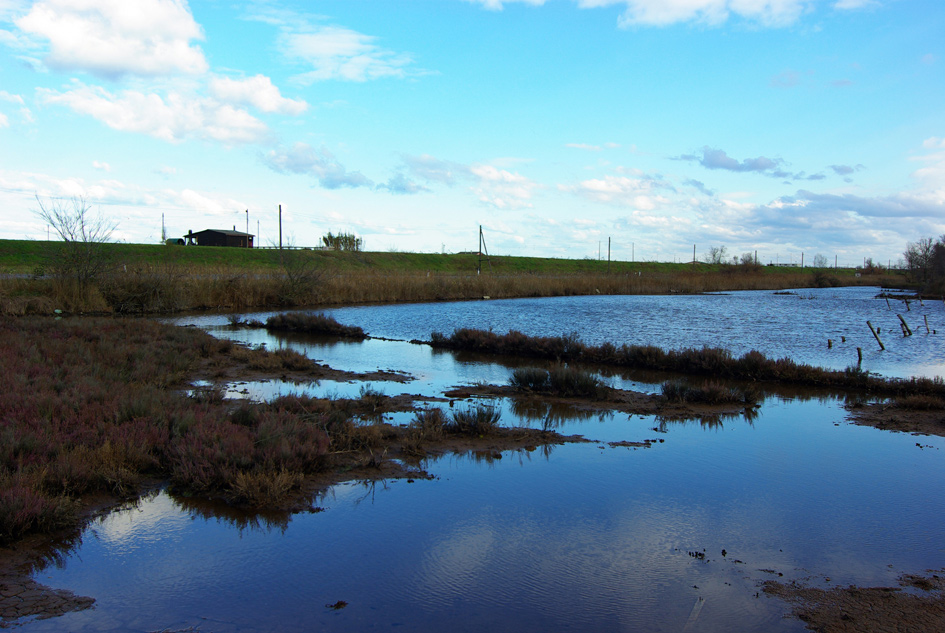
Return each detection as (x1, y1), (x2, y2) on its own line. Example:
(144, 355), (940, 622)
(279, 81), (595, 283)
(5, 286), (945, 632)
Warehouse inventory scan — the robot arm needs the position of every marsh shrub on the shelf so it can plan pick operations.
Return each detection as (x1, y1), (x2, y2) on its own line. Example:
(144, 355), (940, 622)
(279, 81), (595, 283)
(265, 312), (366, 339)
(547, 366), (604, 398)
(447, 403), (501, 436)
(510, 367), (551, 391)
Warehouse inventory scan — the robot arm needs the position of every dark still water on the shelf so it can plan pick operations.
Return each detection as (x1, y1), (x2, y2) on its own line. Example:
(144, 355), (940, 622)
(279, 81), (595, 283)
(173, 286), (945, 379)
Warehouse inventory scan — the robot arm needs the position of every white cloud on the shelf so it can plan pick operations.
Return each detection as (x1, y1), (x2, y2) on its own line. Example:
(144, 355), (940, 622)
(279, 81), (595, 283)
(580, 0), (812, 27)
(92, 160), (110, 171)
(466, 0), (549, 10)
(0, 111), (8, 127)
(922, 137), (945, 150)
(281, 25), (414, 83)
(209, 75), (308, 115)
(15, 0), (207, 78)
(41, 84), (270, 144)
(562, 174), (671, 209)
(467, 0), (879, 27)
(470, 164), (539, 209)
(834, 0), (878, 9)
(263, 142), (373, 189)
(0, 90), (24, 104)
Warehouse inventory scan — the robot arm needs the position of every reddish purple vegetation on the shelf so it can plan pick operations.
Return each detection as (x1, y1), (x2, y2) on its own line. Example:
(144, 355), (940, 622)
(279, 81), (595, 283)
(0, 317), (340, 544)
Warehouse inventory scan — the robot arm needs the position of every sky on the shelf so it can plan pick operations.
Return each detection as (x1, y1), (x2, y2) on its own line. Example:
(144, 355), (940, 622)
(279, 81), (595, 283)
(0, 0), (943, 265)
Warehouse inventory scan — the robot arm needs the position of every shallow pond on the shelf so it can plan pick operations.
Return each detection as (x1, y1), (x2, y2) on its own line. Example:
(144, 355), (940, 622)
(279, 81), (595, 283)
(171, 286), (945, 379)
(18, 289), (945, 632)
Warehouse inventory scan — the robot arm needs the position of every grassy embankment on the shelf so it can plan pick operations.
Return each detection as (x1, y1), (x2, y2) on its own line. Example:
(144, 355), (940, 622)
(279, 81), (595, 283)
(0, 238), (897, 315)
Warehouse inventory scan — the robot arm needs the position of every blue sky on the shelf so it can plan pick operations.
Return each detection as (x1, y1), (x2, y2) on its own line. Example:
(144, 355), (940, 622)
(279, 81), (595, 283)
(0, 0), (942, 265)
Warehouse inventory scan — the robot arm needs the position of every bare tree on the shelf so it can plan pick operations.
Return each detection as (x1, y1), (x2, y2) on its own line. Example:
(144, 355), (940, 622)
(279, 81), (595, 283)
(904, 237), (935, 281)
(703, 245), (728, 264)
(811, 253), (829, 268)
(34, 196), (117, 291)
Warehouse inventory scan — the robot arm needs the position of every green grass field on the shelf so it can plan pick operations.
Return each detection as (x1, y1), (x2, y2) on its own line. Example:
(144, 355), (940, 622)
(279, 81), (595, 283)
(0, 238), (852, 277)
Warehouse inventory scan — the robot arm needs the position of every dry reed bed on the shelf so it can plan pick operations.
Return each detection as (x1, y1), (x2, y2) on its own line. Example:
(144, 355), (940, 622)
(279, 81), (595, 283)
(429, 328), (945, 397)
(0, 267), (892, 315)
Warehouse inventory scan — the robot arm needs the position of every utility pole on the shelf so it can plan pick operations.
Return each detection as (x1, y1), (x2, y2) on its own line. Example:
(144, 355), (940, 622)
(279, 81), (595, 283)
(278, 204), (283, 250)
(245, 209), (249, 247)
(161, 213), (165, 242)
(478, 225), (482, 275)
(607, 237), (611, 273)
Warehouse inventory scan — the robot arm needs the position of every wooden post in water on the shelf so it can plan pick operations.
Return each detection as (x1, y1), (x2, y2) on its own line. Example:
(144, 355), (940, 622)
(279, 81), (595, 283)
(925, 315), (931, 334)
(905, 299), (911, 311)
(867, 321), (885, 350)
(897, 314), (913, 336)
(857, 347), (863, 366)
(885, 296), (891, 310)
(827, 339), (833, 348)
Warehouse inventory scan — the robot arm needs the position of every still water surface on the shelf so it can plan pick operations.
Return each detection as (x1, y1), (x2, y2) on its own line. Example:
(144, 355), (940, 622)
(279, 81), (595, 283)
(20, 289), (945, 632)
(174, 286), (945, 379)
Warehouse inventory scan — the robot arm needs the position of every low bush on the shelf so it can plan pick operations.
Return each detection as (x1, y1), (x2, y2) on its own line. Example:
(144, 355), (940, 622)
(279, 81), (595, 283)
(661, 380), (759, 406)
(264, 312), (366, 339)
(447, 403), (502, 436)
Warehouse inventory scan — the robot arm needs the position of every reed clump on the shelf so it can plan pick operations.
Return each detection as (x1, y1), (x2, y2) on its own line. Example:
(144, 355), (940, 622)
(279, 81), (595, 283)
(510, 365), (605, 398)
(264, 312), (367, 339)
(661, 380), (759, 405)
(431, 328), (945, 398)
(403, 408), (448, 456)
(446, 403), (502, 436)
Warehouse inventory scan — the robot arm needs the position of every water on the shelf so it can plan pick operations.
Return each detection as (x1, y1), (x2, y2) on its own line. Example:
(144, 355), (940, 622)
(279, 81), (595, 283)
(18, 289), (945, 632)
(169, 286), (945, 379)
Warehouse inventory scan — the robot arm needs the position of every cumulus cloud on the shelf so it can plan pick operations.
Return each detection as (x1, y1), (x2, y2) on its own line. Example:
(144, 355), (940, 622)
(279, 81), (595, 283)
(470, 164), (539, 209)
(15, 0), (208, 78)
(377, 173), (430, 195)
(680, 147), (784, 174)
(263, 142), (372, 189)
(0, 111), (8, 127)
(829, 163), (865, 175)
(280, 24), (415, 83)
(40, 84), (270, 144)
(562, 173), (672, 208)
(684, 178), (714, 196)
(402, 154), (469, 186)
(209, 75), (308, 115)
(92, 160), (110, 171)
(0, 90), (24, 104)
(923, 137), (945, 150)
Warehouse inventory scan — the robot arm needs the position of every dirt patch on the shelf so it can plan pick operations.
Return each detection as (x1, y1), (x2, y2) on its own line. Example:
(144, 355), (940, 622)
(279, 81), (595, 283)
(847, 402), (945, 437)
(764, 572), (945, 632)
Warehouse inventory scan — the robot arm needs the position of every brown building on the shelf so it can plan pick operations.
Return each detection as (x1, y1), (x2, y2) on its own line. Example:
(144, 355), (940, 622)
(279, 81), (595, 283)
(185, 229), (254, 248)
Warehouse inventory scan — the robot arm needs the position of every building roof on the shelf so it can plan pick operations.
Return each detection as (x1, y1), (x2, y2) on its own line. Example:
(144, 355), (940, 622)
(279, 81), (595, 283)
(188, 229), (254, 237)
